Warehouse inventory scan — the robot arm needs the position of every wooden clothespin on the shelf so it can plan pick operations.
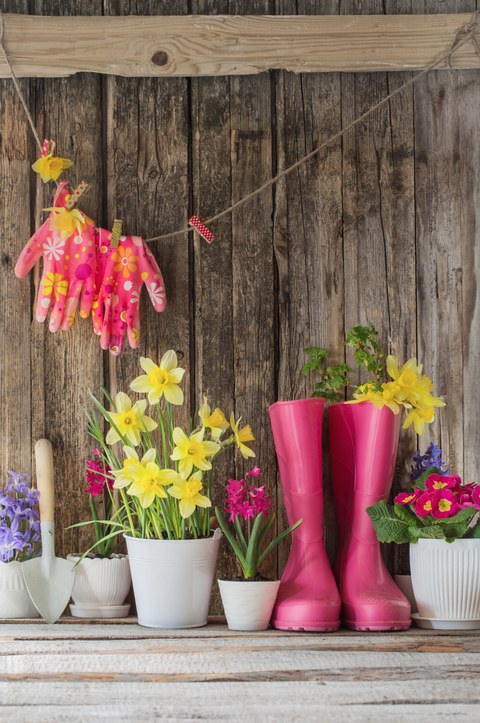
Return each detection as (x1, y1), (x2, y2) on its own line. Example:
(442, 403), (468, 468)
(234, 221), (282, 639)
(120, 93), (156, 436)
(189, 215), (215, 244)
(41, 139), (55, 157)
(65, 181), (90, 210)
(110, 219), (123, 248)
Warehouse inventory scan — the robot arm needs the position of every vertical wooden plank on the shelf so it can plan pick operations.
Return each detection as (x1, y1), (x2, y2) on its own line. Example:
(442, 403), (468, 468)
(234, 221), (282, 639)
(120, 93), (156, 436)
(104, 0), (191, 432)
(229, 0), (277, 581)
(31, 0), (104, 556)
(273, 0), (343, 568)
(341, 0), (416, 574)
(191, 0), (236, 603)
(0, 0), (32, 477)
(414, 0), (477, 482)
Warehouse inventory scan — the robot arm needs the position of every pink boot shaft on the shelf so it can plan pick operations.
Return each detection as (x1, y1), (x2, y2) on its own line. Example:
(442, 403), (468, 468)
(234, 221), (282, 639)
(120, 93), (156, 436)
(329, 401), (411, 631)
(269, 398), (341, 632)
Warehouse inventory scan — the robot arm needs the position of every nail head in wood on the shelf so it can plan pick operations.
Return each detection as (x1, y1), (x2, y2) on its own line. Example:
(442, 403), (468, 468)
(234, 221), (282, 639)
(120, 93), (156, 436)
(152, 51), (168, 67)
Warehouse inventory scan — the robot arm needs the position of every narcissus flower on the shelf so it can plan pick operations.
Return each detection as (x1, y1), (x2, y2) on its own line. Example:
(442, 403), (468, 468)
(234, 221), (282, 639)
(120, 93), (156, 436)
(32, 153), (73, 183)
(229, 413), (255, 459)
(106, 392), (157, 446)
(167, 471), (211, 519)
(130, 352), (185, 405)
(402, 406), (436, 435)
(198, 396), (229, 440)
(125, 451), (178, 509)
(170, 427), (220, 478)
(112, 446), (145, 489)
(44, 206), (92, 238)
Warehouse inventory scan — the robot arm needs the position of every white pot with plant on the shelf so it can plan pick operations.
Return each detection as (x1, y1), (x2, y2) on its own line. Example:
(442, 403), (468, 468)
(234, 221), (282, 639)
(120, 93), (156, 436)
(367, 445), (480, 629)
(83, 350), (257, 629)
(215, 467), (301, 631)
(68, 449), (131, 618)
(0, 471), (40, 618)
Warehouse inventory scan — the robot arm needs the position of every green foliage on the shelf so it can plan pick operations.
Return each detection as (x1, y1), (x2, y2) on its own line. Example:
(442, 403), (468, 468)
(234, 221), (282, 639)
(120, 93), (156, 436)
(412, 466), (445, 491)
(345, 323), (386, 382)
(302, 347), (350, 403)
(367, 499), (478, 545)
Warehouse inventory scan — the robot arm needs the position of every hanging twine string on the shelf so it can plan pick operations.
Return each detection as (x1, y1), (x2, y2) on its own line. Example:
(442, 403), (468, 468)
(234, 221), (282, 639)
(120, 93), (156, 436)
(0, 13), (42, 151)
(0, 10), (479, 241)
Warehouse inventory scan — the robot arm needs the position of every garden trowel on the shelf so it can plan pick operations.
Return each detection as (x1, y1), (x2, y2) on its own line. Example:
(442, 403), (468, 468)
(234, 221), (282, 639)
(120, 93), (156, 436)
(22, 439), (76, 623)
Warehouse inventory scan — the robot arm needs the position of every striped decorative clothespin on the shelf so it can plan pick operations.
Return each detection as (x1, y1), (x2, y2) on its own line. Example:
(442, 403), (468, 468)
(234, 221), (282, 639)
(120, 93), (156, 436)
(64, 181), (90, 210)
(41, 139), (53, 157)
(189, 215), (215, 244)
(110, 219), (123, 249)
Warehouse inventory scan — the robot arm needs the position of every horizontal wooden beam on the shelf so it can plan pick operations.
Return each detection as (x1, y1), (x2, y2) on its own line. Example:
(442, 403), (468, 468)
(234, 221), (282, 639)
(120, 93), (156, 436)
(1, 13), (480, 78)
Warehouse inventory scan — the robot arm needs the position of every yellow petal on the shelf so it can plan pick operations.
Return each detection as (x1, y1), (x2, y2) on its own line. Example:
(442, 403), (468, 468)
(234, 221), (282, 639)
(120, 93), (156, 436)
(130, 375), (152, 393)
(164, 383), (184, 406)
(160, 349), (178, 372)
(179, 498), (196, 519)
(115, 392), (132, 413)
(106, 427), (120, 445)
(139, 357), (157, 374)
(141, 448), (157, 465)
(172, 427), (188, 446)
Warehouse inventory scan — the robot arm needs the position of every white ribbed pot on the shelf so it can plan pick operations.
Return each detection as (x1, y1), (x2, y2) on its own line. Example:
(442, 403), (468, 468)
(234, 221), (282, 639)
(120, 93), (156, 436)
(67, 554), (131, 618)
(0, 561), (40, 618)
(410, 539), (480, 622)
(219, 579), (281, 631)
(125, 529), (222, 629)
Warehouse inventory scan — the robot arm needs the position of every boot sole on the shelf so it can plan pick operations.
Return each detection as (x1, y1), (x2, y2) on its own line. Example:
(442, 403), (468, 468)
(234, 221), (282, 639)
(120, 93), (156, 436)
(271, 619), (341, 632)
(343, 620), (411, 632)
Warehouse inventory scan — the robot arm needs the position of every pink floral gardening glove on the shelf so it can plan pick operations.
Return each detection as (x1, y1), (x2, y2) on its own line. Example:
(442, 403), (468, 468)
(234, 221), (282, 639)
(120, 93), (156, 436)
(14, 180), (96, 332)
(92, 229), (167, 355)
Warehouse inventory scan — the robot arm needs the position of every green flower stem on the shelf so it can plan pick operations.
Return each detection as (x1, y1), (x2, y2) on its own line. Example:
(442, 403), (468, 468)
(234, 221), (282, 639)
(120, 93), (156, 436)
(157, 404), (169, 468)
(119, 488), (136, 537)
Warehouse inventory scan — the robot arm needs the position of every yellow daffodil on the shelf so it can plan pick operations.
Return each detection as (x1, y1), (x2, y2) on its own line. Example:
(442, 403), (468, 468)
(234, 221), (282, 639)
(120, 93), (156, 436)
(130, 352), (185, 405)
(127, 455), (178, 509)
(379, 381), (402, 414)
(350, 382), (386, 409)
(386, 355), (423, 398)
(170, 427), (220, 478)
(106, 392), (158, 446)
(198, 396), (229, 441)
(32, 153), (73, 183)
(402, 406), (436, 436)
(167, 471), (211, 519)
(44, 206), (92, 239)
(229, 413), (255, 459)
(112, 446), (150, 489)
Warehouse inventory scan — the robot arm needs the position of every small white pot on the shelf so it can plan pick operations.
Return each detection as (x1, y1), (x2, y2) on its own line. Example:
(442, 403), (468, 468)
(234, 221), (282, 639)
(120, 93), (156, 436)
(125, 530), (222, 629)
(67, 554), (131, 617)
(219, 579), (281, 631)
(410, 539), (480, 620)
(0, 561), (40, 618)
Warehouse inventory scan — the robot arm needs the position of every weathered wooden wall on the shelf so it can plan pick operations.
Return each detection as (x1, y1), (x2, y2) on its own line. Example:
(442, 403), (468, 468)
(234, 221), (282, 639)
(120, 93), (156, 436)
(1, 0), (480, 609)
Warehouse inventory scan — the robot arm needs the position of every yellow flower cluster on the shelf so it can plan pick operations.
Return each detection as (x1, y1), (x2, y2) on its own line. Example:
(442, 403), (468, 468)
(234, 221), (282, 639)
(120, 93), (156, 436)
(351, 355), (445, 435)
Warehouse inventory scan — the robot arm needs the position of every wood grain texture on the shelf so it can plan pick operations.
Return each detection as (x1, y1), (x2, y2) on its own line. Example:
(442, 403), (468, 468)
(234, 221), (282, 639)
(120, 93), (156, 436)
(2, 13), (480, 77)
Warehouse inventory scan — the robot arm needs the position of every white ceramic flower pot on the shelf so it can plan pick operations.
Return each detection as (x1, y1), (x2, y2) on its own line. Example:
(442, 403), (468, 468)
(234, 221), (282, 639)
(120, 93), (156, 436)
(410, 539), (480, 623)
(219, 579), (281, 631)
(0, 561), (40, 618)
(125, 530), (222, 628)
(67, 554), (131, 618)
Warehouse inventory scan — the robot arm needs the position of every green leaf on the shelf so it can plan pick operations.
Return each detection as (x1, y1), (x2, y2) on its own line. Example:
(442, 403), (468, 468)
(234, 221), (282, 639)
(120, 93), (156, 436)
(214, 507), (248, 575)
(409, 525), (445, 541)
(414, 466), (445, 490)
(393, 503), (418, 524)
(366, 501), (412, 544)
(467, 520), (480, 538)
(257, 517), (302, 567)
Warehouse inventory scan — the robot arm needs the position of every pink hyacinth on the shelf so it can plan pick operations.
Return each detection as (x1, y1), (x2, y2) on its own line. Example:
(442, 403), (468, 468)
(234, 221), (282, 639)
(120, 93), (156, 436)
(246, 466), (262, 478)
(225, 469), (272, 522)
(85, 452), (112, 497)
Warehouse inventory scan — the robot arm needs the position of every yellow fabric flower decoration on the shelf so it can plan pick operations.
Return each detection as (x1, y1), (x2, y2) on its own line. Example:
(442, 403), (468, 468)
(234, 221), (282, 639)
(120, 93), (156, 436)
(198, 396), (229, 441)
(229, 413), (255, 459)
(41, 271), (68, 300)
(167, 471), (211, 519)
(170, 427), (220, 478)
(32, 153), (73, 183)
(106, 392), (158, 446)
(130, 352), (185, 405)
(44, 206), (92, 239)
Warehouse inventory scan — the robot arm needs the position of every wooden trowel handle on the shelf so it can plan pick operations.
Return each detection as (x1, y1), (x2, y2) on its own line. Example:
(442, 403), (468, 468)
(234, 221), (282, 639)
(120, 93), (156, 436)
(35, 439), (55, 523)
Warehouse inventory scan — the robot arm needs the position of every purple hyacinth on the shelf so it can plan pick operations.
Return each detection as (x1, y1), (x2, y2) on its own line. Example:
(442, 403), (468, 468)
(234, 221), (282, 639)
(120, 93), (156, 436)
(0, 472), (41, 563)
(410, 443), (449, 482)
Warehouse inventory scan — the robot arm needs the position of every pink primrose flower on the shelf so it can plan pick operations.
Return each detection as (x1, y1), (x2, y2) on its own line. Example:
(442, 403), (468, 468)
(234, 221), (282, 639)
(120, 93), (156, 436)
(394, 489), (421, 506)
(430, 489), (460, 519)
(425, 473), (460, 493)
(413, 491), (434, 518)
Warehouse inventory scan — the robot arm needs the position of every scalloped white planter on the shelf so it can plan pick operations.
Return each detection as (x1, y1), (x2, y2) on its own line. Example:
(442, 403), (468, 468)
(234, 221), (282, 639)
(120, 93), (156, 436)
(125, 531), (222, 629)
(219, 579), (281, 631)
(67, 554), (131, 616)
(410, 539), (480, 621)
(0, 561), (40, 618)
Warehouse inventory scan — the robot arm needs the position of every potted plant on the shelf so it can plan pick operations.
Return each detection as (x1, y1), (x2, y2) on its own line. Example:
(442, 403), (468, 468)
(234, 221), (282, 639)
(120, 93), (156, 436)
(367, 447), (480, 630)
(81, 350), (255, 629)
(68, 449), (131, 618)
(215, 467), (302, 631)
(304, 324), (445, 631)
(0, 471), (40, 618)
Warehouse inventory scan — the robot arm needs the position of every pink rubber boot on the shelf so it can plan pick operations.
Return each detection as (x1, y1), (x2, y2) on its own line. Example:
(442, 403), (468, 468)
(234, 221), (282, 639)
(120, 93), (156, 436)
(329, 401), (411, 631)
(269, 399), (341, 632)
